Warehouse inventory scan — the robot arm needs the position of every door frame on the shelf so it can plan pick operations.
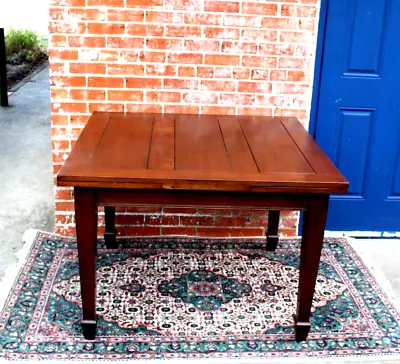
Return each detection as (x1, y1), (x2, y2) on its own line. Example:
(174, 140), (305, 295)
(308, 0), (329, 138)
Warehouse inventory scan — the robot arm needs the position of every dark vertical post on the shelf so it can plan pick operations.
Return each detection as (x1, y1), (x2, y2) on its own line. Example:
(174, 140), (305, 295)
(0, 28), (8, 107)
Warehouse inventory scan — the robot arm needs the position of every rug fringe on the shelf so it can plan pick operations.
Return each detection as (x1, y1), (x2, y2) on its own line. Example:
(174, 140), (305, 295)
(0, 228), (39, 310)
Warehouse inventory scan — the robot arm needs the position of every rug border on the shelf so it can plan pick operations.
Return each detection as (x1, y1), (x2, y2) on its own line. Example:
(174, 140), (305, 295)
(1, 232), (400, 363)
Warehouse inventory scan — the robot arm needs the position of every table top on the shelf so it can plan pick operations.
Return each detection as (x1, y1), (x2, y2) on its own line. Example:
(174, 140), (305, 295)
(57, 112), (348, 194)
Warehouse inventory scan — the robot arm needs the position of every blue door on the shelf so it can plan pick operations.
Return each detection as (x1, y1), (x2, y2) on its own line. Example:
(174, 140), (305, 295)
(314, 0), (400, 231)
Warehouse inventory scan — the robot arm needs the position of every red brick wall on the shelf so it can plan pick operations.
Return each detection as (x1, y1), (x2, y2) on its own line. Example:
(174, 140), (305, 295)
(49, 0), (320, 237)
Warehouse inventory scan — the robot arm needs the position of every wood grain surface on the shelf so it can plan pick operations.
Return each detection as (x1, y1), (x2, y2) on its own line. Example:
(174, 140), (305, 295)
(58, 112), (348, 193)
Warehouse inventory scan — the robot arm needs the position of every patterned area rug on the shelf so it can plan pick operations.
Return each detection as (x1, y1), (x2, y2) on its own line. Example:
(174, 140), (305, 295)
(0, 232), (400, 361)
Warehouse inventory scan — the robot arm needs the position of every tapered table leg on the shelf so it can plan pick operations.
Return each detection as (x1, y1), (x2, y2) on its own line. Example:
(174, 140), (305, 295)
(266, 210), (280, 251)
(104, 206), (117, 249)
(294, 194), (329, 342)
(74, 187), (98, 340)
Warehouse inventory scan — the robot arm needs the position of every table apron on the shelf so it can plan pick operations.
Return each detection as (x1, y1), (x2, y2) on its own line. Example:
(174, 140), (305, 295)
(92, 188), (311, 210)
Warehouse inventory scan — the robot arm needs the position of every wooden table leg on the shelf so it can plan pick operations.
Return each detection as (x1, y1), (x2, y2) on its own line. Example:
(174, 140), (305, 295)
(294, 194), (329, 342)
(74, 187), (98, 340)
(266, 210), (280, 251)
(104, 206), (117, 249)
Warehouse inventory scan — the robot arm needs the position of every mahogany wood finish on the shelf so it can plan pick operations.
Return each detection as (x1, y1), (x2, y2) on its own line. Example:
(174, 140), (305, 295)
(57, 112), (348, 341)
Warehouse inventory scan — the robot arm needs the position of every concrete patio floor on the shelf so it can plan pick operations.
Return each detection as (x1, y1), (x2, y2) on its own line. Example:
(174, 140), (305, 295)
(0, 66), (54, 279)
(0, 65), (399, 363)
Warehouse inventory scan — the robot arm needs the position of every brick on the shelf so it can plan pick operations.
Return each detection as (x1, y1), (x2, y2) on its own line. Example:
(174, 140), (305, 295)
(259, 43), (295, 56)
(184, 40), (220, 52)
(238, 81), (271, 93)
(99, 50), (119, 61)
(49, 22), (86, 34)
(70, 89), (106, 101)
(196, 227), (234, 237)
(204, 1), (239, 13)
(197, 66), (214, 78)
(251, 69), (269, 80)
(242, 55), (277, 68)
(124, 226), (160, 236)
(52, 115), (69, 125)
(108, 90), (144, 101)
(279, 57), (306, 69)
(87, 0), (124, 5)
(50, 63), (69, 74)
(205, 54), (240, 66)
(50, 88), (68, 100)
(49, 49), (78, 61)
(70, 63), (106, 74)
(238, 107), (273, 116)
(50, 76), (86, 87)
(178, 66), (196, 77)
(200, 80), (236, 92)
(55, 201), (75, 211)
(164, 105), (199, 114)
(165, 25), (201, 38)
(78, 50), (100, 62)
(69, 8), (107, 21)
(49, 8), (67, 20)
(184, 13), (222, 25)
(241, 29), (277, 42)
(50, 35), (67, 47)
(275, 108), (307, 119)
(55, 188), (72, 200)
(147, 38), (182, 50)
(287, 71), (307, 82)
(127, 0), (162, 5)
(204, 27), (240, 39)
(233, 68), (250, 79)
(183, 92), (218, 104)
(126, 78), (162, 89)
(274, 83), (309, 94)
(108, 9), (144, 22)
(146, 11), (183, 23)
(201, 106), (236, 115)
(168, 53), (203, 64)
(88, 77), (124, 88)
(257, 95), (292, 107)
(126, 104), (163, 113)
(181, 216), (213, 226)
(107, 37), (144, 49)
(270, 70), (287, 81)
(164, 79), (198, 89)
(214, 216), (247, 227)
(230, 228), (264, 237)
(139, 51), (166, 63)
(115, 215), (145, 225)
(162, 227), (196, 235)
(107, 64), (144, 75)
(146, 64), (177, 76)
(223, 15), (260, 27)
(299, 19), (316, 31)
(119, 51), (140, 62)
(261, 17), (297, 30)
(127, 24), (164, 36)
(69, 36), (106, 48)
(146, 91), (181, 103)
(88, 23), (125, 35)
(242, 2), (278, 15)
(281, 4), (317, 17)
(220, 93), (255, 105)
(165, 0), (203, 10)
(280, 31), (309, 43)
(52, 102), (87, 113)
(51, 0), (85, 5)
(222, 41), (257, 54)
(89, 102), (124, 113)
(214, 67), (232, 78)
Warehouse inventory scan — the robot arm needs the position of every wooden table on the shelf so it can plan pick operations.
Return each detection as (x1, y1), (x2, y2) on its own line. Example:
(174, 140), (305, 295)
(57, 112), (348, 341)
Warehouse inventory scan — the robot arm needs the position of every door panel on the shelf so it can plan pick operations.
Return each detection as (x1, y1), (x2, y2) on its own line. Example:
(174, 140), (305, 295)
(314, 0), (400, 231)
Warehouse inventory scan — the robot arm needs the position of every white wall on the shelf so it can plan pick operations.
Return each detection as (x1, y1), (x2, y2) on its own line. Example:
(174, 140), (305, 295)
(1, 0), (50, 36)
